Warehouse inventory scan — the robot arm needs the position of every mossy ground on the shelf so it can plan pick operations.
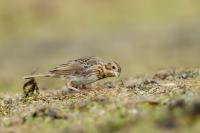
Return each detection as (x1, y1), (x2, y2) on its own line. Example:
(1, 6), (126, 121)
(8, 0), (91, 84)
(0, 68), (200, 133)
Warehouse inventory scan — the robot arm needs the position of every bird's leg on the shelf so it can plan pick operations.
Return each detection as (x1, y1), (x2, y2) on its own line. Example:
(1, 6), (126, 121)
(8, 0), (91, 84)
(65, 82), (80, 92)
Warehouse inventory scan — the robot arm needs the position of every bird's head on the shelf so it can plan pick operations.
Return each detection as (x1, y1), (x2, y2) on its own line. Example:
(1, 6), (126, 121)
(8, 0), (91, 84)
(103, 61), (121, 78)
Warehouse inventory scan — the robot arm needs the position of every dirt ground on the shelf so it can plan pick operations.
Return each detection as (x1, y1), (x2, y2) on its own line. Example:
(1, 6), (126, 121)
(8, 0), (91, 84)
(1, 67), (200, 133)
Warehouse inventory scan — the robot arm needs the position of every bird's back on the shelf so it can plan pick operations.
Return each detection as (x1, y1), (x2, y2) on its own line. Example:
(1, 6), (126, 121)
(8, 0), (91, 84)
(48, 56), (105, 84)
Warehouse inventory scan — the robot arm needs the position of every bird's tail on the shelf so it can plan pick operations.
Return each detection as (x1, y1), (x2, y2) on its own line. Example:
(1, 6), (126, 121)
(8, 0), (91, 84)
(23, 73), (53, 79)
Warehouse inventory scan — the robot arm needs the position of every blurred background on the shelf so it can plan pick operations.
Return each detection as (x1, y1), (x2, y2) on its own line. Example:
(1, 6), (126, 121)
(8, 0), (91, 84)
(0, 0), (200, 93)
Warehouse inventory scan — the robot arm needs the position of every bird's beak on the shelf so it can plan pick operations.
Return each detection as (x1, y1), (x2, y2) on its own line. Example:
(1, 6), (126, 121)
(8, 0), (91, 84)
(114, 71), (120, 77)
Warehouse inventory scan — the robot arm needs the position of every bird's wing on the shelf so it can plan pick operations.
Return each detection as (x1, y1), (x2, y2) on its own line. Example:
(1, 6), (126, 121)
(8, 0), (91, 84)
(49, 56), (105, 76)
(49, 61), (85, 76)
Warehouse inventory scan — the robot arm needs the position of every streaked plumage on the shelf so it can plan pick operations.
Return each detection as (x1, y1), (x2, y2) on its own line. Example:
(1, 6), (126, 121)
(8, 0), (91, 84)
(23, 56), (121, 91)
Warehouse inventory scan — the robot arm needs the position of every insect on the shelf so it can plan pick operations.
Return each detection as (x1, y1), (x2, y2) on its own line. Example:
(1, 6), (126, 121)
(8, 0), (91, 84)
(23, 56), (121, 91)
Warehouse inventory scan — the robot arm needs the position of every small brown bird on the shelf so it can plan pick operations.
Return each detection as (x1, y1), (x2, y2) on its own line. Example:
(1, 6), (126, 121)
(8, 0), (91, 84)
(23, 56), (121, 91)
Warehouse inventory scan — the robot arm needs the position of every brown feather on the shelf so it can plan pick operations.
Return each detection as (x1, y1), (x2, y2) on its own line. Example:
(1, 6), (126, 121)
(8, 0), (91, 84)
(49, 56), (105, 77)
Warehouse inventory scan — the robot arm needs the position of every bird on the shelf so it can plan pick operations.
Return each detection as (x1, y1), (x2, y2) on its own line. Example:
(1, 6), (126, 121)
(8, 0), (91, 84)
(23, 56), (121, 91)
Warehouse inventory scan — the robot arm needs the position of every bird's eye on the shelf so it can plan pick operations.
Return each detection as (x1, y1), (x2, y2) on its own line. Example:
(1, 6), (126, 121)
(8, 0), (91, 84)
(112, 66), (116, 69)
